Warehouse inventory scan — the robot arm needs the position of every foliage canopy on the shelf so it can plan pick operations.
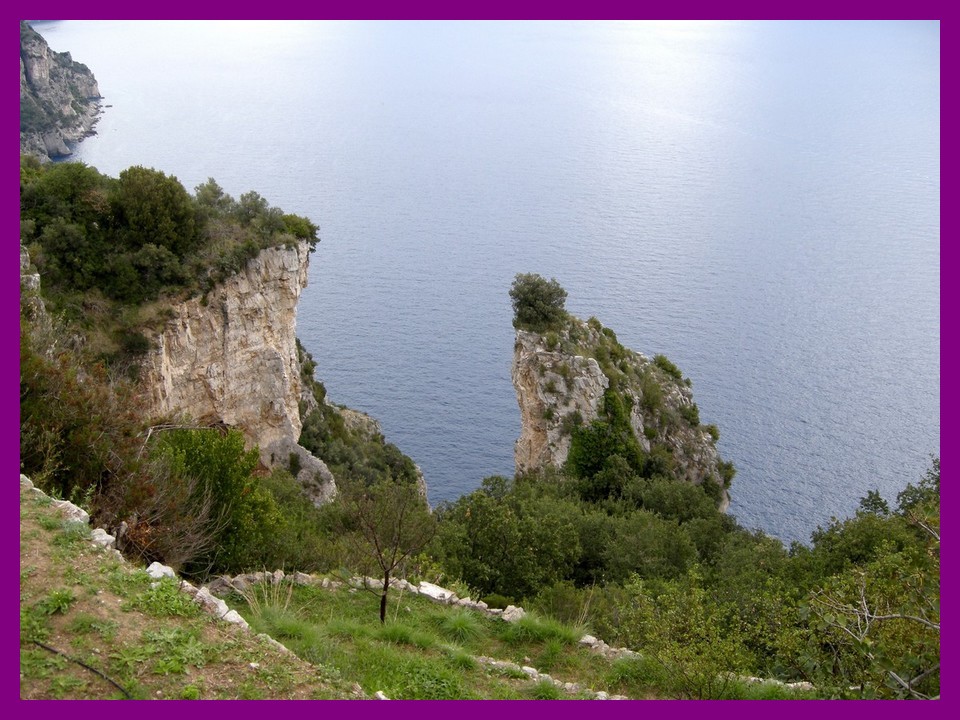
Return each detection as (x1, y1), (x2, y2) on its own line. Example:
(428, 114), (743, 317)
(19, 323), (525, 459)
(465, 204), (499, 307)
(509, 273), (568, 332)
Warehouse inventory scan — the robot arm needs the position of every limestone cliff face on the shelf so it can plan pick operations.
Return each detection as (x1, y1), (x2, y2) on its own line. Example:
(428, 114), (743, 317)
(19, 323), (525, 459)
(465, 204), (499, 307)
(513, 315), (729, 503)
(139, 241), (336, 503)
(513, 329), (608, 473)
(20, 21), (102, 160)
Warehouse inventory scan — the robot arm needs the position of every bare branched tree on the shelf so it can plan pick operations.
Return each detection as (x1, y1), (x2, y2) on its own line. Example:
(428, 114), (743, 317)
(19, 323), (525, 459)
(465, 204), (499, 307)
(339, 479), (436, 623)
(105, 454), (230, 574)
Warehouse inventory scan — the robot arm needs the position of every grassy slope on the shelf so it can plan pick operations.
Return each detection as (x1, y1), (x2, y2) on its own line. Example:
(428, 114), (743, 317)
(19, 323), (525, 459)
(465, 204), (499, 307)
(20, 479), (815, 700)
(19, 481), (356, 700)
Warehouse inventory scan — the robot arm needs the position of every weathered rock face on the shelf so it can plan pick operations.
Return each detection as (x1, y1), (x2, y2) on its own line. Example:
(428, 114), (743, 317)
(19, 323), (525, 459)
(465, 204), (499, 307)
(512, 315), (729, 504)
(138, 241), (335, 503)
(513, 329), (608, 473)
(20, 21), (102, 160)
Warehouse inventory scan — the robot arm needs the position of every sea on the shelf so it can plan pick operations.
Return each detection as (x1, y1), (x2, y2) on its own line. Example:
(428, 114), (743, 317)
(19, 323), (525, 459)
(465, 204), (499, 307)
(32, 20), (940, 545)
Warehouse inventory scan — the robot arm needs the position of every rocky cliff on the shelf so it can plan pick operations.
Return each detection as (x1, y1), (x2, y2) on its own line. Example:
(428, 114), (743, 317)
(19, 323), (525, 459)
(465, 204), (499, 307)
(20, 21), (102, 160)
(513, 315), (731, 506)
(138, 240), (337, 504)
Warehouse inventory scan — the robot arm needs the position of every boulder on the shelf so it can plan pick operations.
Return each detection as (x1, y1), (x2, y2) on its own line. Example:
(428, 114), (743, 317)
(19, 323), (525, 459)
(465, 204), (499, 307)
(501, 605), (526, 622)
(90, 528), (115, 549)
(146, 562), (176, 579)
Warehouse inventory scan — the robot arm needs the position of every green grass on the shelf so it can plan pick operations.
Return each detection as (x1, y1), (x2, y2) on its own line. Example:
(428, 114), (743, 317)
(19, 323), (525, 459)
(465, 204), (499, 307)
(497, 614), (583, 646)
(227, 579), (640, 699)
(125, 578), (203, 618)
(226, 578), (831, 700)
(20, 487), (356, 700)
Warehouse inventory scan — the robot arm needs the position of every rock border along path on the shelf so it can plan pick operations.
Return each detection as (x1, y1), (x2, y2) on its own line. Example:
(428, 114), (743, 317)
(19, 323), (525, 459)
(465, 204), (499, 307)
(19, 474), (627, 699)
(21, 473), (813, 698)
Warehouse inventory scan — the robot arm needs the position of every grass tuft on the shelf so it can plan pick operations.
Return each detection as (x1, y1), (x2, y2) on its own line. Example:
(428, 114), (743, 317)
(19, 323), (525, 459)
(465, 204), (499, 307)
(499, 613), (583, 646)
(436, 609), (484, 645)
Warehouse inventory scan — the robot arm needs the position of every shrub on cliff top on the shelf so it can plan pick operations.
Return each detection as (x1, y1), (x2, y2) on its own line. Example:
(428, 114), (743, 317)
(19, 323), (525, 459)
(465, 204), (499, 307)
(510, 273), (568, 332)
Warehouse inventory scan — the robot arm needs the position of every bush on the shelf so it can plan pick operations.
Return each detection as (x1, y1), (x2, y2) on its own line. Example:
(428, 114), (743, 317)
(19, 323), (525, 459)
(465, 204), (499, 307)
(612, 573), (753, 699)
(530, 580), (596, 627)
(679, 402), (700, 426)
(509, 273), (568, 332)
(432, 477), (581, 599)
(436, 610), (484, 644)
(112, 166), (198, 256)
(19, 320), (140, 503)
(151, 428), (278, 576)
(653, 354), (684, 382)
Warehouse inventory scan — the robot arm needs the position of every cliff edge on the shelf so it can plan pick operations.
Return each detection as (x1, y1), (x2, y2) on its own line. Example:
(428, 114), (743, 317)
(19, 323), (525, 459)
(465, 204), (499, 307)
(138, 240), (337, 504)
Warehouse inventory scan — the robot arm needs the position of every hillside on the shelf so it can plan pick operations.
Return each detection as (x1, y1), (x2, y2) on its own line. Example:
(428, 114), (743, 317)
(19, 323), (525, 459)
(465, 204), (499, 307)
(21, 474), (827, 700)
(19, 475), (357, 700)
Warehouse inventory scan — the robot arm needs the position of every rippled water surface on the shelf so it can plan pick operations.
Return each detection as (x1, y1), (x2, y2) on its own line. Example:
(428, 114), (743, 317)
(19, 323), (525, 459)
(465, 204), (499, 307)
(39, 20), (940, 543)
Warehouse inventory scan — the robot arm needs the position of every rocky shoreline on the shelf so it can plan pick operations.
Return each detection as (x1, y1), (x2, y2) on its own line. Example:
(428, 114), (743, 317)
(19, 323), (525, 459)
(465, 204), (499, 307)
(20, 21), (103, 161)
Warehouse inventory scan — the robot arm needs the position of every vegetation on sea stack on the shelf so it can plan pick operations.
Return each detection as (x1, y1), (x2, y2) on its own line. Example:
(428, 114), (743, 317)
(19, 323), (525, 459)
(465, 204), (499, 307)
(510, 272), (568, 332)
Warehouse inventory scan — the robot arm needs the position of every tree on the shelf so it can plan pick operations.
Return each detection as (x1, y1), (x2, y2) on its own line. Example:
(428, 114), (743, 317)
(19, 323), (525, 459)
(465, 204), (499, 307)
(111, 166), (198, 256)
(339, 479), (437, 623)
(509, 273), (568, 332)
(433, 476), (582, 600)
(803, 460), (940, 698)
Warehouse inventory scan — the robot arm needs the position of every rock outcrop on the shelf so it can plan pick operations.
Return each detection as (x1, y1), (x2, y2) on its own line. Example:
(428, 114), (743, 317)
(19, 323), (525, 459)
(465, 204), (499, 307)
(513, 329), (609, 473)
(20, 21), (102, 160)
(138, 240), (336, 503)
(512, 315), (731, 505)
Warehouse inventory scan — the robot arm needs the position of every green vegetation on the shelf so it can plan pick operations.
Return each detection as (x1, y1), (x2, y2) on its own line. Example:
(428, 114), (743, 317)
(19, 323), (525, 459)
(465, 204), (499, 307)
(20, 160), (318, 368)
(428, 459), (939, 698)
(19, 488), (354, 700)
(20, 165), (937, 699)
(510, 272), (568, 332)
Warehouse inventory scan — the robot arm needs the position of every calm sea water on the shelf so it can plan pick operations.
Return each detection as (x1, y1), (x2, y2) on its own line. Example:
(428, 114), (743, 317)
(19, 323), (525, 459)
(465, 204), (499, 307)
(35, 20), (940, 544)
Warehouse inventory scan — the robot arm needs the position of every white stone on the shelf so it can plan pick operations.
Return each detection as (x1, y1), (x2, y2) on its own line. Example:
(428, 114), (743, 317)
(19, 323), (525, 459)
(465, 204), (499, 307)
(90, 528), (115, 549)
(417, 581), (452, 602)
(223, 610), (250, 629)
(50, 498), (89, 525)
(579, 634), (598, 646)
(375, 691), (389, 700)
(195, 586), (230, 618)
(501, 605), (526, 622)
(521, 666), (538, 678)
(257, 633), (290, 654)
(146, 561), (176, 579)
